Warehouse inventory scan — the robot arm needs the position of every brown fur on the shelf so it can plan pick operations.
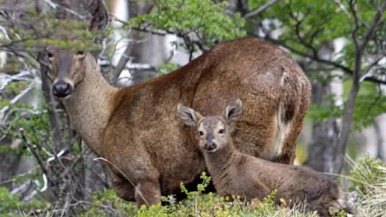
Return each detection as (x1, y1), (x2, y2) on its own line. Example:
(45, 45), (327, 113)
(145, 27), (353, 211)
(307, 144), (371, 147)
(177, 99), (350, 217)
(47, 37), (311, 206)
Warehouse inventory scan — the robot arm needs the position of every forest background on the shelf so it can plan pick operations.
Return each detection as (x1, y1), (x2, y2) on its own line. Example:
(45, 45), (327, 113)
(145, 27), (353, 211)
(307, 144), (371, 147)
(0, 0), (385, 216)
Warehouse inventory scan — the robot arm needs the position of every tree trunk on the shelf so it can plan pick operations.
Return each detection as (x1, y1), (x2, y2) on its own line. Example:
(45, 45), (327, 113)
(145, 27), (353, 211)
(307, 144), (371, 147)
(304, 79), (340, 173)
(304, 41), (342, 173)
(375, 115), (386, 161)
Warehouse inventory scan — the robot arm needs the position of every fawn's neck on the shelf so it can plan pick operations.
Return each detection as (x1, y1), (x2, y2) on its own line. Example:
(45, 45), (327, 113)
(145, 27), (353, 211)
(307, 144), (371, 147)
(203, 140), (240, 180)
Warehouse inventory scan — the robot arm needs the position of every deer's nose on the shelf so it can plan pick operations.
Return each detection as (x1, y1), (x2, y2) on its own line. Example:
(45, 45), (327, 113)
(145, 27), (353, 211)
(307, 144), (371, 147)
(52, 80), (72, 98)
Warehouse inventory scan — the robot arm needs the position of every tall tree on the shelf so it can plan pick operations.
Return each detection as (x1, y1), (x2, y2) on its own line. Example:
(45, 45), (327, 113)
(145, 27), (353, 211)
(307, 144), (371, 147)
(245, 0), (386, 173)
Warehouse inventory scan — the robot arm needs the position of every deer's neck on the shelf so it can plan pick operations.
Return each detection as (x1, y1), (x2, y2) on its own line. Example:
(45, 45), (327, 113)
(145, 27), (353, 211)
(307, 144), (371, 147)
(63, 66), (118, 156)
(204, 140), (240, 181)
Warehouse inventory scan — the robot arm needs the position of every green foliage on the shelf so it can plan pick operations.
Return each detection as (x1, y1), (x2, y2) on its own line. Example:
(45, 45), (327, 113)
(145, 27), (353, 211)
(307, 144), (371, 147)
(156, 63), (179, 75)
(249, 0), (383, 58)
(249, 0), (385, 131)
(130, 0), (246, 46)
(306, 95), (344, 122)
(348, 155), (385, 195)
(83, 172), (317, 217)
(248, 0), (386, 132)
(306, 81), (386, 130)
(138, 172), (317, 217)
(1, 81), (30, 96)
(1, 102), (51, 155)
(80, 189), (137, 217)
(332, 209), (348, 217)
(351, 82), (386, 129)
(0, 187), (48, 217)
(267, 1), (349, 50)
(2, 12), (101, 56)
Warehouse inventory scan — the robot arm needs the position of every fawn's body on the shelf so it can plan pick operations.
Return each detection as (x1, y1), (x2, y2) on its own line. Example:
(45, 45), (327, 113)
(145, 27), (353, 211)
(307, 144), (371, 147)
(178, 100), (350, 217)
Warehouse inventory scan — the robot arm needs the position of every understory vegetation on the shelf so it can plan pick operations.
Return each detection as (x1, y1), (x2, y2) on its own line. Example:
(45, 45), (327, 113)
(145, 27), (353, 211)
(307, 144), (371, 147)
(0, 158), (385, 216)
(1, 0), (385, 216)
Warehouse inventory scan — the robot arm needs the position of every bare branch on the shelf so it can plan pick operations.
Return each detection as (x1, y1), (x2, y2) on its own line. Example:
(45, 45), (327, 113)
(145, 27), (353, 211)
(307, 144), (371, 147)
(243, 0), (281, 19)
(19, 128), (49, 178)
(261, 37), (386, 85)
(264, 37), (352, 72)
(360, 56), (385, 82)
(359, 2), (386, 52)
(110, 43), (133, 83)
(349, 0), (360, 47)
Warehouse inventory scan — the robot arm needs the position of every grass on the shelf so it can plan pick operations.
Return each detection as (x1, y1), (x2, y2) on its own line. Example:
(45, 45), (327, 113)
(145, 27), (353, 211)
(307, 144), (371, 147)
(347, 156), (386, 217)
(1, 156), (386, 216)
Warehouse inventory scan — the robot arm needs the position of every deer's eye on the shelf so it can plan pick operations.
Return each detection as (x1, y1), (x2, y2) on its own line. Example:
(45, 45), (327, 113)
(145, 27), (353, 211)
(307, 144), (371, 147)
(47, 52), (54, 58)
(199, 131), (204, 136)
(218, 129), (225, 134)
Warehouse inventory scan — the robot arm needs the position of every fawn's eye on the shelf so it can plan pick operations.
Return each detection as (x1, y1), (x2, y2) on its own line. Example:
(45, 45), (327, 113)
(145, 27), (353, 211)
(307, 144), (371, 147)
(199, 131), (204, 136)
(218, 129), (225, 134)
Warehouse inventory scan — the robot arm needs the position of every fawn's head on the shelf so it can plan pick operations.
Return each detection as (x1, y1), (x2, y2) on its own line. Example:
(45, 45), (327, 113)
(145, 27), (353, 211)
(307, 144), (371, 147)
(177, 99), (243, 152)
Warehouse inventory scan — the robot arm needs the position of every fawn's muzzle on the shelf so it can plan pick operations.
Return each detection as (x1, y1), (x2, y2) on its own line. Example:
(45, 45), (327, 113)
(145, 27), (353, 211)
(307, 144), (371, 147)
(52, 80), (73, 98)
(204, 142), (217, 152)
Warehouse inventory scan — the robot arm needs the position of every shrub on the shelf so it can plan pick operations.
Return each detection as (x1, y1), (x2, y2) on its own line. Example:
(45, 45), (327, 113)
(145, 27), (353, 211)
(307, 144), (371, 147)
(0, 187), (48, 217)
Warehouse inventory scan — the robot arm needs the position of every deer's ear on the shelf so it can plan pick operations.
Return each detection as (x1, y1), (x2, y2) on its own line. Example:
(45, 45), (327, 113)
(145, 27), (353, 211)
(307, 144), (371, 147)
(177, 104), (203, 126)
(224, 99), (243, 124)
(88, 0), (109, 31)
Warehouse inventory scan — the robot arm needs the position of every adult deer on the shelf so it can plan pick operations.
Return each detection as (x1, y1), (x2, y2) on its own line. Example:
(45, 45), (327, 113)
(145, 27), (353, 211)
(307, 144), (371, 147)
(46, 0), (311, 206)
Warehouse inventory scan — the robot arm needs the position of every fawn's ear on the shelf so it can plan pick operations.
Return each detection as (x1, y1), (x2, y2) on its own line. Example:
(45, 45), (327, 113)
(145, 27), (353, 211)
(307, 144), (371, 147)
(177, 104), (203, 126)
(224, 99), (243, 124)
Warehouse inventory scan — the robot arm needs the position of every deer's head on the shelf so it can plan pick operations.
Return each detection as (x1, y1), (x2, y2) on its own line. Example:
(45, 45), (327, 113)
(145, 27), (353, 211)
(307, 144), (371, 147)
(177, 99), (243, 152)
(47, 48), (90, 98)
(46, 0), (108, 98)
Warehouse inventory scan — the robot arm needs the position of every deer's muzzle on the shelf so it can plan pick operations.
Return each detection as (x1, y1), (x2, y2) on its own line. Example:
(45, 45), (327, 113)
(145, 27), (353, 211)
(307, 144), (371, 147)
(52, 80), (73, 98)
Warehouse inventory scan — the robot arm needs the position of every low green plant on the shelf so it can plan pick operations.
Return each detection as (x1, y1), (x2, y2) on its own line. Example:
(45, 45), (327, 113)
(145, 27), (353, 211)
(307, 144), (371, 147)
(79, 172), (319, 216)
(80, 189), (137, 217)
(0, 187), (48, 217)
(137, 172), (318, 217)
(348, 155), (385, 195)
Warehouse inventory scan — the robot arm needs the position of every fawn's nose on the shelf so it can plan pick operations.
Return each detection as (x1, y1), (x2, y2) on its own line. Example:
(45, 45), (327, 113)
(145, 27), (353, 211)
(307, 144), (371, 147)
(204, 141), (217, 152)
(52, 80), (73, 98)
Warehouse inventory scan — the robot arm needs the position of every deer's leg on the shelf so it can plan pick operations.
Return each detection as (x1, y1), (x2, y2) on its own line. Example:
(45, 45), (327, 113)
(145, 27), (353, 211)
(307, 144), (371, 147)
(135, 178), (161, 207)
(278, 103), (309, 165)
(274, 72), (310, 165)
(274, 107), (308, 165)
(105, 166), (135, 201)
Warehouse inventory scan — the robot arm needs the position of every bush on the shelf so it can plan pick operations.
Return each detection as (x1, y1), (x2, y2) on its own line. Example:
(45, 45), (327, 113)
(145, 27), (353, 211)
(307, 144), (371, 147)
(84, 172), (317, 217)
(0, 187), (48, 217)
